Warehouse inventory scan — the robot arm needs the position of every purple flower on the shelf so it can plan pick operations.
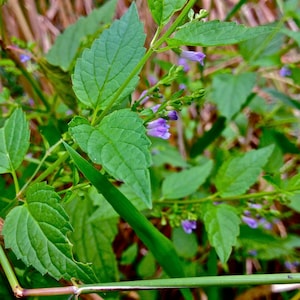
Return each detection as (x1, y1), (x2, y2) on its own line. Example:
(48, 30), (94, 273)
(148, 75), (157, 86)
(279, 66), (291, 77)
(167, 110), (178, 120)
(179, 83), (187, 90)
(140, 90), (150, 104)
(242, 216), (258, 229)
(181, 220), (197, 234)
(258, 218), (272, 230)
(248, 203), (262, 209)
(178, 57), (190, 72)
(180, 50), (206, 66)
(146, 118), (171, 139)
(284, 261), (300, 271)
(20, 54), (31, 63)
(151, 104), (161, 113)
(248, 249), (257, 257)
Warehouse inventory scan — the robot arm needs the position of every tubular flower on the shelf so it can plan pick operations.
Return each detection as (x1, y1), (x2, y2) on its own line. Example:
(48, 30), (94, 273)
(242, 216), (258, 229)
(178, 57), (190, 72)
(181, 220), (197, 234)
(146, 118), (171, 139)
(167, 110), (178, 120)
(180, 50), (206, 66)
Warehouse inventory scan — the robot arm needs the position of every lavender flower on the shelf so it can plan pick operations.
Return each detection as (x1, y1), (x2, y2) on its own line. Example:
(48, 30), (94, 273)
(248, 250), (257, 257)
(180, 50), (206, 66)
(284, 261), (300, 271)
(148, 75), (157, 86)
(151, 104), (161, 113)
(167, 110), (178, 120)
(279, 66), (291, 77)
(242, 216), (258, 229)
(146, 118), (171, 139)
(178, 57), (190, 72)
(258, 218), (272, 230)
(179, 83), (187, 90)
(20, 54), (31, 63)
(181, 220), (197, 234)
(140, 90), (150, 104)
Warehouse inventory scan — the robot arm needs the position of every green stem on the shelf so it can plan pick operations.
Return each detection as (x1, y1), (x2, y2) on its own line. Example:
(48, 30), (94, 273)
(30, 152), (69, 186)
(10, 169), (20, 196)
(155, 189), (288, 206)
(95, 0), (197, 124)
(18, 140), (63, 197)
(20, 273), (300, 297)
(0, 245), (23, 298)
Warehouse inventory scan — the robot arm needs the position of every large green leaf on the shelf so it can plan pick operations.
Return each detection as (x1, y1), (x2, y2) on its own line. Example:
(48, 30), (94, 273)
(202, 203), (240, 263)
(46, 0), (117, 71)
(72, 3), (146, 109)
(147, 0), (187, 25)
(215, 146), (274, 197)
(162, 160), (213, 199)
(168, 20), (276, 46)
(64, 193), (119, 283)
(69, 109), (152, 208)
(211, 72), (256, 120)
(2, 182), (97, 283)
(0, 108), (30, 174)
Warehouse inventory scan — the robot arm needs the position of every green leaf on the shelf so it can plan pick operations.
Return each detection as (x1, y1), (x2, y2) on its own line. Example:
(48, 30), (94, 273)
(211, 72), (256, 120)
(215, 145), (274, 197)
(162, 160), (213, 199)
(172, 227), (198, 258)
(202, 203), (240, 263)
(69, 109), (152, 208)
(46, 0), (117, 71)
(2, 182), (97, 283)
(72, 3), (146, 109)
(64, 193), (119, 283)
(168, 21), (276, 46)
(0, 108), (30, 174)
(147, 0), (187, 25)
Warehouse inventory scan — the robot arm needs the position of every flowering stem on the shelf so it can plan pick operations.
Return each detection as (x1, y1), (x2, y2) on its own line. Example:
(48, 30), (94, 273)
(95, 0), (197, 124)
(155, 189), (292, 206)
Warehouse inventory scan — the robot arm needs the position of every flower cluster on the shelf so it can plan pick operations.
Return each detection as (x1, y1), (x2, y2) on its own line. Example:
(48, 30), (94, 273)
(242, 203), (275, 230)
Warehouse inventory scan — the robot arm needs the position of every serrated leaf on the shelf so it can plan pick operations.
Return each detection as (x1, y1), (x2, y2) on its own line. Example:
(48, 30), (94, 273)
(168, 20), (276, 46)
(69, 109), (152, 207)
(64, 193), (119, 282)
(162, 160), (213, 199)
(72, 3), (146, 109)
(147, 0), (187, 25)
(215, 145), (274, 197)
(2, 182), (97, 283)
(46, 0), (117, 71)
(0, 108), (30, 174)
(202, 203), (240, 263)
(211, 73), (256, 120)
